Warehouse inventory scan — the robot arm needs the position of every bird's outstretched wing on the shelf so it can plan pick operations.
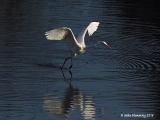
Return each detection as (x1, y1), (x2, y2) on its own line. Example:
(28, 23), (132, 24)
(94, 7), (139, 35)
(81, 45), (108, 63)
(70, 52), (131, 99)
(77, 22), (100, 44)
(45, 27), (76, 41)
(87, 22), (100, 36)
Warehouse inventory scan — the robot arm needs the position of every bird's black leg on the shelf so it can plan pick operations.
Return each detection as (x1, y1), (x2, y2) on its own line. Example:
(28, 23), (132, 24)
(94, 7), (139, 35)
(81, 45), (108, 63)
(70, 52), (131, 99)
(61, 57), (70, 69)
(61, 51), (73, 70)
(60, 65), (73, 84)
(69, 51), (74, 69)
(69, 57), (73, 69)
(69, 70), (72, 79)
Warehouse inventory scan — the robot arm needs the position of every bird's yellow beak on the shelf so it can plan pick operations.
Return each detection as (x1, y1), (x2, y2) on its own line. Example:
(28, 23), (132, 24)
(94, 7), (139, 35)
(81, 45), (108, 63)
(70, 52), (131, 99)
(101, 41), (111, 48)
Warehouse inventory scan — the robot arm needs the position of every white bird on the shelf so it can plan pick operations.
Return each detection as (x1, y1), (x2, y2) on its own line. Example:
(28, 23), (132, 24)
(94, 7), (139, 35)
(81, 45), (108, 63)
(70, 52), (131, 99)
(45, 22), (111, 69)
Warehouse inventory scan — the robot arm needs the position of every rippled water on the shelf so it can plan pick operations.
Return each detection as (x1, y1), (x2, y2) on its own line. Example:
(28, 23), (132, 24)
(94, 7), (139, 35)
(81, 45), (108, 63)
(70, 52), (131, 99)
(0, 0), (160, 120)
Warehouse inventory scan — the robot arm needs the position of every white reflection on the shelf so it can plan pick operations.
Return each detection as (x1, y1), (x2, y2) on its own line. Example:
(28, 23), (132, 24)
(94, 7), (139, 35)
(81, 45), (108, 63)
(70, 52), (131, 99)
(43, 96), (65, 116)
(80, 96), (96, 120)
(43, 84), (96, 120)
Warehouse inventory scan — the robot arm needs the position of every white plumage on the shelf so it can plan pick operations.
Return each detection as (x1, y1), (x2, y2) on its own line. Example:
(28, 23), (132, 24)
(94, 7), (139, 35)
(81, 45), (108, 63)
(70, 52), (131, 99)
(45, 22), (100, 50)
(87, 22), (100, 36)
(45, 27), (75, 40)
(45, 21), (111, 69)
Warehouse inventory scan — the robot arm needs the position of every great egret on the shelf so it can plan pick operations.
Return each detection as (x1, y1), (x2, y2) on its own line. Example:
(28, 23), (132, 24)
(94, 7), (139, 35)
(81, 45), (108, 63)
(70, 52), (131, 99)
(45, 22), (111, 69)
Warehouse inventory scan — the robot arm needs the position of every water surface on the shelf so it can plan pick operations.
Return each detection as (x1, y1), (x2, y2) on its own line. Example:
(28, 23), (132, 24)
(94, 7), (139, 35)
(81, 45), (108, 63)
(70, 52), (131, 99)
(0, 0), (160, 120)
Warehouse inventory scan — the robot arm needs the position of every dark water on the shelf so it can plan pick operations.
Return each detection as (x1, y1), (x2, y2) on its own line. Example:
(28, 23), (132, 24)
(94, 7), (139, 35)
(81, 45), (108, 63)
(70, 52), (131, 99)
(0, 0), (160, 120)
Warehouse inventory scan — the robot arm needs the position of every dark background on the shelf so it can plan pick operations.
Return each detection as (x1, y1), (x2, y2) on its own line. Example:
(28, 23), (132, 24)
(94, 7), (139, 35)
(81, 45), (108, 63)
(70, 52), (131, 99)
(0, 0), (160, 120)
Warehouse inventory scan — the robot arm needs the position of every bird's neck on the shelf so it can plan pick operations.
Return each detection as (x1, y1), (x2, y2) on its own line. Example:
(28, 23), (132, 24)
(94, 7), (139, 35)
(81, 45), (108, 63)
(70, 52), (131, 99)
(76, 37), (86, 47)
(81, 42), (86, 48)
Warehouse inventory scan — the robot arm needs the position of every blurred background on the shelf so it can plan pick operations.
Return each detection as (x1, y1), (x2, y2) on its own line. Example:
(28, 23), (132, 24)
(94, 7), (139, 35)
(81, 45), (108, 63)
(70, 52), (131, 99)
(0, 0), (160, 120)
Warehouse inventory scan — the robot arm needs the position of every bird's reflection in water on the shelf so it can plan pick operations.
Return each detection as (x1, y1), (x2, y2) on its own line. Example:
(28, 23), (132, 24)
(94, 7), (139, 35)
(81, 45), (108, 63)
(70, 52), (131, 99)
(43, 70), (96, 120)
